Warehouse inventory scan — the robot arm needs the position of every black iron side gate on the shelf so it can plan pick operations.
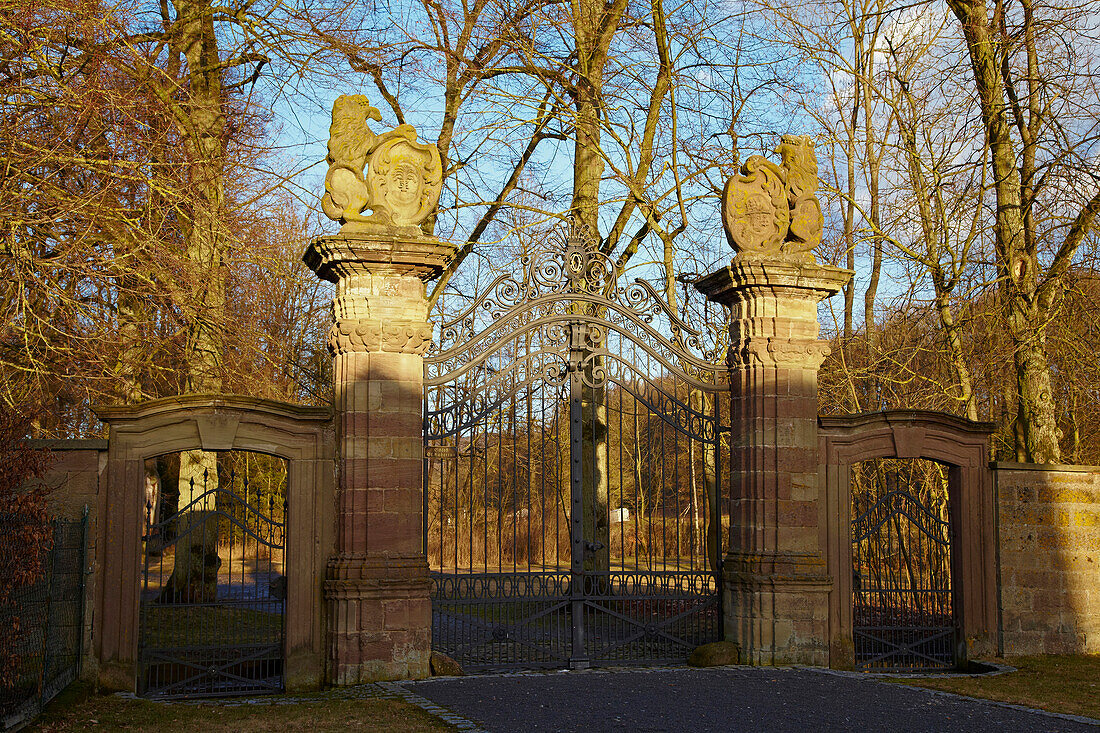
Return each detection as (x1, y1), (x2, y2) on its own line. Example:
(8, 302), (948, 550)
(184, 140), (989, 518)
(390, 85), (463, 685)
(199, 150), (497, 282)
(139, 451), (287, 697)
(851, 458), (956, 672)
(424, 230), (727, 671)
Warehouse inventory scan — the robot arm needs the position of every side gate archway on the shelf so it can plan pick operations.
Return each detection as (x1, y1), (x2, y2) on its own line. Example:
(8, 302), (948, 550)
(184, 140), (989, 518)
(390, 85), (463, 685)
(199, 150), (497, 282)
(819, 411), (997, 670)
(424, 229), (729, 670)
(93, 396), (334, 694)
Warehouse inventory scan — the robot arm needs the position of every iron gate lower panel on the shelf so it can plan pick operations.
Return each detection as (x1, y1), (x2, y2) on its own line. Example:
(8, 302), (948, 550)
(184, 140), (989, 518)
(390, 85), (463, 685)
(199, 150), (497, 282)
(431, 571), (719, 670)
(139, 605), (285, 697)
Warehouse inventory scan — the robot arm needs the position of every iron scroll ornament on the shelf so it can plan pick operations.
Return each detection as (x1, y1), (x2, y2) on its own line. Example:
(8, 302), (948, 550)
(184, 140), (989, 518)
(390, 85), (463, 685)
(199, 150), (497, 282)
(424, 229), (728, 441)
(424, 347), (718, 442)
(426, 229), (716, 366)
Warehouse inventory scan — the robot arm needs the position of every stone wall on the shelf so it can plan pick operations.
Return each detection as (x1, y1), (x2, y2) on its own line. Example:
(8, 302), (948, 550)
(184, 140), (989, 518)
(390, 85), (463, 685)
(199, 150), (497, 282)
(995, 463), (1100, 655)
(32, 441), (106, 521)
(27, 440), (107, 680)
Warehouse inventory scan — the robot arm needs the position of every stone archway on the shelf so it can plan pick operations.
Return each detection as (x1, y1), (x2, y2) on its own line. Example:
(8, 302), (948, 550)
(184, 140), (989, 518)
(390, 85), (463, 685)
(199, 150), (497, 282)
(819, 410), (996, 669)
(92, 395), (334, 692)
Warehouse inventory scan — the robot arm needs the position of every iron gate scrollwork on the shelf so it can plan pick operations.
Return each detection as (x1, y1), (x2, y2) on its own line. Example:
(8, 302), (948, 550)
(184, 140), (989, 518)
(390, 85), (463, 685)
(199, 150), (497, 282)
(851, 459), (955, 672)
(139, 452), (287, 697)
(424, 227), (727, 671)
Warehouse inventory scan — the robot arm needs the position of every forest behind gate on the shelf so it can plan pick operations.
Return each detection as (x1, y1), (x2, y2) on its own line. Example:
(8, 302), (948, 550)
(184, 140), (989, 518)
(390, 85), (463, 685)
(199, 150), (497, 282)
(4, 0), (1100, 466)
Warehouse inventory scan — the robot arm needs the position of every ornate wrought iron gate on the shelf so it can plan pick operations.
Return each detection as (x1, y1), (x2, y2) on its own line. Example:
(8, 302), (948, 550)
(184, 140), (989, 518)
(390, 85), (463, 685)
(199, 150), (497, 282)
(851, 459), (955, 671)
(139, 452), (287, 697)
(424, 230), (726, 671)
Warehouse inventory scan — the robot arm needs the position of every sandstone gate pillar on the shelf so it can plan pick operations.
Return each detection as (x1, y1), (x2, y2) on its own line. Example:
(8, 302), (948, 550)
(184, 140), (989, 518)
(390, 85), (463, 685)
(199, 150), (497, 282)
(306, 94), (450, 683)
(695, 136), (851, 665)
(697, 261), (848, 665)
(305, 234), (452, 683)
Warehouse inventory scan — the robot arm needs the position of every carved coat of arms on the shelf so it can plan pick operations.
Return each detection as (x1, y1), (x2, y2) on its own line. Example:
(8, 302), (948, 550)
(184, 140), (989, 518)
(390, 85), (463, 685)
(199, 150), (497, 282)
(321, 94), (443, 236)
(722, 135), (824, 264)
(722, 156), (789, 258)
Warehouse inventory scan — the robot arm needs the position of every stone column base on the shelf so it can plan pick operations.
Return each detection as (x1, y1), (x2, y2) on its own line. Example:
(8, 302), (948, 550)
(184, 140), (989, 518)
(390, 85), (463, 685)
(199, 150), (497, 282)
(723, 553), (831, 666)
(324, 554), (430, 684)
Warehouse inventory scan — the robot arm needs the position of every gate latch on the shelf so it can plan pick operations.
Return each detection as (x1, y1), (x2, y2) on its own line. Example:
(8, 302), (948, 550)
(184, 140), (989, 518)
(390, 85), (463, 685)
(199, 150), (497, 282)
(584, 541), (605, 553)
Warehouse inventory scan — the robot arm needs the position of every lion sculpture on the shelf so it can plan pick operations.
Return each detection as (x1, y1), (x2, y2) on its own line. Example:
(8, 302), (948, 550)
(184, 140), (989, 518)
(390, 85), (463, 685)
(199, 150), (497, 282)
(776, 134), (823, 257)
(721, 134), (824, 264)
(321, 94), (441, 236)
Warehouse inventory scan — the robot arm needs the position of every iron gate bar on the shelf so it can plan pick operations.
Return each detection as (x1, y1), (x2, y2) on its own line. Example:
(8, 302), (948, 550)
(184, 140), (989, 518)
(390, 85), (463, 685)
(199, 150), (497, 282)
(425, 227), (726, 671)
(582, 595), (718, 656)
(431, 572), (574, 668)
(444, 611), (567, 656)
(431, 606), (571, 668)
(854, 629), (955, 668)
(568, 319), (588, 670)
(434, 596), (573, 635)
(425, 328), (718, 439)
(141, 644), (284, 698)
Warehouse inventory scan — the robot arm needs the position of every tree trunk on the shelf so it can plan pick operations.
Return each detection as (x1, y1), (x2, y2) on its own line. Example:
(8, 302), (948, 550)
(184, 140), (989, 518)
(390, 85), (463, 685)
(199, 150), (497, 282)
(581, 369), (610, 575)
(947, 0), (1061, 462)
(862, 34), (883, 343)
(936, 292), (979, 421)
(173, 0), (228, 396)
(894, 66), (978, 422)
(1011, 330), (1061, 463)
(159, 0), (230, 603)
(632, 404), (648, 564)
(160, 450), (221, 603)
(569, 0), (627, 577)
(115, 278), (147, 404)
(692, 390), (720, 573)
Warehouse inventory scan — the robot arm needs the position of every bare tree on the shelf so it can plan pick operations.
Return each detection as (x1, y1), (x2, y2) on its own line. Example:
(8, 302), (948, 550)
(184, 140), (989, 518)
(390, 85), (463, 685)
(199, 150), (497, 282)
(945, 0), (1100, 461)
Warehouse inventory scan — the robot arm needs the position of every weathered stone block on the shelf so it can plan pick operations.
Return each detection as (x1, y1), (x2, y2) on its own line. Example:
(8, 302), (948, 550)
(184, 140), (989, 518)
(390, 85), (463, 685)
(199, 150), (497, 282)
(688, 641), (741, 667)
(367, 411), (422, 439)
(430, 651), (465, 676)
(998, 465), (1100, 656)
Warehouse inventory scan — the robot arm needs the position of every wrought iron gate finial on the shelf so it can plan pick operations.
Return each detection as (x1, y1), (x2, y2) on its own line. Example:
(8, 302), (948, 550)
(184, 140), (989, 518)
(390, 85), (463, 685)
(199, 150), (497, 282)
(561, 215), (597, 251)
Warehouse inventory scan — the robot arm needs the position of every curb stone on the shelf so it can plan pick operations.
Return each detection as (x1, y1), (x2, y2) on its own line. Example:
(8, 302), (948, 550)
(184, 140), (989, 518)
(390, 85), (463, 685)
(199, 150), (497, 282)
(112, 683), (393, 706)
(381, 682), (489, 732)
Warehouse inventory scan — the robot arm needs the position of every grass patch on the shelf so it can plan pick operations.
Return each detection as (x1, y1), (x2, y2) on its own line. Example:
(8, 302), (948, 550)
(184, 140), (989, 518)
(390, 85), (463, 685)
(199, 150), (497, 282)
(28, 683), (456, 732)
(890, 654), (1100, 720)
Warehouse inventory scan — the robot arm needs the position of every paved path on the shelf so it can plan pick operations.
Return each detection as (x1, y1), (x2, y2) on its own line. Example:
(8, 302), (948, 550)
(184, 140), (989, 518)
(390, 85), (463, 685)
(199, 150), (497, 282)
(397, 666), (1100, 733)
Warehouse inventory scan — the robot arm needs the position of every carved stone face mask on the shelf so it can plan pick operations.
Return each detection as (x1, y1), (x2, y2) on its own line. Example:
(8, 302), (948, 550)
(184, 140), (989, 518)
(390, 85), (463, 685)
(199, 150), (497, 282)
(387, 162), (422, 208)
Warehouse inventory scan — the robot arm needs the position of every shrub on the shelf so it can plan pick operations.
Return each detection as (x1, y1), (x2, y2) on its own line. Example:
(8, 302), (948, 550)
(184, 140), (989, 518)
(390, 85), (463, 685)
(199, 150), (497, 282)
(0, 407), (55, 688)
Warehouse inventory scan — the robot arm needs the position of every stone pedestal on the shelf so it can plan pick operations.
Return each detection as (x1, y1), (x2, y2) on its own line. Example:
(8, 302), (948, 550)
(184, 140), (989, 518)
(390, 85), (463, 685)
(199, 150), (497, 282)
(696, 258), (851, 666)
(305, 233), (453, 684)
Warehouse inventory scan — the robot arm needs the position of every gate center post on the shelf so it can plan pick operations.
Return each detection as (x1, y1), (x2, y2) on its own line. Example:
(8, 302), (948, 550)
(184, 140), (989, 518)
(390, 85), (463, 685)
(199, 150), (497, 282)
(305, 234), (453, 683)
(567, 319), (590, 670)
(695, 136), (852, 665)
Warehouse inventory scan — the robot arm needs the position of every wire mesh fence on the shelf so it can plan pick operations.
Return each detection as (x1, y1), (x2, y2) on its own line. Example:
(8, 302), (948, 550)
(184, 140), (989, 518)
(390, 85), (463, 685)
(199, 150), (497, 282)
(0, 510), (88, 731)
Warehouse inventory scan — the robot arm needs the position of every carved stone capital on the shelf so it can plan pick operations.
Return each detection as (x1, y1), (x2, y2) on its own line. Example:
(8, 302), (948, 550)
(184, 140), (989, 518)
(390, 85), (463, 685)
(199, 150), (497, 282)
(305, 234), (455, 284)
(694, 259), (852, 310)
(324, 552), (430, 593)
(723, 551), (832, 585)
(330, 318), (433, 355)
